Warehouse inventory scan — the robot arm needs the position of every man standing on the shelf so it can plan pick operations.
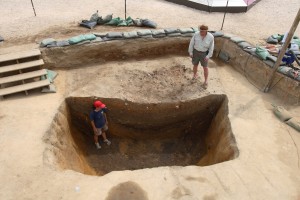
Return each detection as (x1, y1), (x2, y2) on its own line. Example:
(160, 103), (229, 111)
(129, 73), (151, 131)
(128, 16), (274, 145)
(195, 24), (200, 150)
(188, 25), (214, 89)
(90, 100), (111, 149)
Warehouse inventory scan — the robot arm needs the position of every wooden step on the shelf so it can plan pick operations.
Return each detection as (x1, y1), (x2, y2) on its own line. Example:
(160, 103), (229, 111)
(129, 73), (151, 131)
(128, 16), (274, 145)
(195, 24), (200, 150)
(0, 79), (50, 97)
(0, 49), (41, 63)
(0, 69), (47, 85)
(0, 59), (44, 74)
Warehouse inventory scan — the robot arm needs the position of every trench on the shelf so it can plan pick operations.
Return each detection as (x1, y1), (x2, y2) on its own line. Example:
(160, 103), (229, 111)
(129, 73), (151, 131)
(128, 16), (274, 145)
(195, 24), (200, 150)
(41, 36), (241, 175)
(44, 95), (239, 176)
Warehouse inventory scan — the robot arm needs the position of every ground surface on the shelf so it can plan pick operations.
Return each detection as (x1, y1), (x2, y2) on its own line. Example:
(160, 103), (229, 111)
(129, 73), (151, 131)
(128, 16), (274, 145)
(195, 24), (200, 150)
(0, 0), (300, 53)
(0, 0), (300, 199)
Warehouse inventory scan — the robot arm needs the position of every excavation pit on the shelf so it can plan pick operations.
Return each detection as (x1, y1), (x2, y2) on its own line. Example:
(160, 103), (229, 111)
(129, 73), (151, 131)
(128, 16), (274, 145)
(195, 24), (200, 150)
(45, 95), (239, 176)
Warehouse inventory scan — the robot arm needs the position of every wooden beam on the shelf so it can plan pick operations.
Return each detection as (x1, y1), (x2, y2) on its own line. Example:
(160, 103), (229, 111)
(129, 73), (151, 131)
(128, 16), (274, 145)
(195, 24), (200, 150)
(263, 8), (300, 93)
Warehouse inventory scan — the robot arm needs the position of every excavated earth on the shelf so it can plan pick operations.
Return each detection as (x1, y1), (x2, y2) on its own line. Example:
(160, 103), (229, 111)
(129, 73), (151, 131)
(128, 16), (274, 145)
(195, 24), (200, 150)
(43, 61), (238, 176)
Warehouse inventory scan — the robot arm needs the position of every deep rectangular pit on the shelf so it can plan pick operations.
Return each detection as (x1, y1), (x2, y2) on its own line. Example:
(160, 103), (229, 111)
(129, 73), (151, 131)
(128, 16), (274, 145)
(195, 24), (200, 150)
(44, 95), (239, 176)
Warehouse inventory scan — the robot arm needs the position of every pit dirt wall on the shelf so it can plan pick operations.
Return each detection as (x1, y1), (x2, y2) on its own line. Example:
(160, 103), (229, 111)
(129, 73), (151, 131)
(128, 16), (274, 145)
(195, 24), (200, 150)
(214, 39), (300, 104)
(43, 95), (239, 175)
(65, 96), (225, 140)
(41, 34), (300, 103)
(198, 97), (239, 165)
(41, 37), (190, 69)
(43, 102), (97, 175)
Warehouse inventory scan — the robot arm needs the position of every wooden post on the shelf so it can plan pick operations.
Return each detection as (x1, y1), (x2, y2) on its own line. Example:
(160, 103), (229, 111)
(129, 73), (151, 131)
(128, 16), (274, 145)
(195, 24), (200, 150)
(263, 8), (300, 93)
(221, 0), (229, 30)
(30, 0), (37, 16)
(125, 0), (127, 19)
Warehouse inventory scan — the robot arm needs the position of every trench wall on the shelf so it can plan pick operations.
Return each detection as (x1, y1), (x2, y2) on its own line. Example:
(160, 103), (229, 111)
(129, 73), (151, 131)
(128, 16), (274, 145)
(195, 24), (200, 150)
(43, 102), (97, 175)
(214, 38), (300, 104)
(44, 95), (239, 175)
(41, 30), (300, 103)
(66, 96), (224, 140)
(41, 37), (190, 69)
(199, 96), (239, 165)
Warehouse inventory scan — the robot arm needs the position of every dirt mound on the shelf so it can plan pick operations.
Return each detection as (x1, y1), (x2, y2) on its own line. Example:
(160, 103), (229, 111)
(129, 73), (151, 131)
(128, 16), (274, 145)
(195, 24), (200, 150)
(117, 65), (208, 102)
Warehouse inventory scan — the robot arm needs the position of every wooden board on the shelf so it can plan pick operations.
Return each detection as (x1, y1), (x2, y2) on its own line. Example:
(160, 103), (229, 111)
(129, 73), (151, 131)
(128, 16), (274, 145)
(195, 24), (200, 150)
(0, 69), (47, 85)
(0, 79), (50, 96)
(0, 49), (41, 63)
(0, 59), (44, 74)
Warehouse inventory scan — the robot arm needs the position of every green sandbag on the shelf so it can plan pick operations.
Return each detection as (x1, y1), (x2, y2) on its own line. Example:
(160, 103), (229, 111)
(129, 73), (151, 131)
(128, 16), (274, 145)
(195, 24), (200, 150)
(152, 29), (165, 36)
(167, 33), (181, 37)
(123, 31), (139, 39)
(277, 34), (284, 42)
(255, 46), (270, 60)
(40, 38), (56, 47)
(164, 28), (179, 34)
(292, 38), (300, 46)
(192, 27), (198, 32)
(181, 33), (194, 37)
(68, 35), (86, 45)
(243, 47), (256, 55)
(106, 32), (123, 38)
(137, 29), (152, 36)
(267, 36), (278, 44)
(106, 17), (121, 26)
(272, 105), (292, 122)
(212, 31), (224, 37)
(84, 34), (96, 41)
(230, 37), (245, 43)
(179, 28), (194, 34)
(41, 69), (58, 83)
(223, 33), (234, 39)
(126, 16), (134, 26)
(117, 20), (128, 26)
(272, 34), (280, 39)
(277, 66), (293, 75)
(286, 117), (300, 132)
(238, 41), (252, 49)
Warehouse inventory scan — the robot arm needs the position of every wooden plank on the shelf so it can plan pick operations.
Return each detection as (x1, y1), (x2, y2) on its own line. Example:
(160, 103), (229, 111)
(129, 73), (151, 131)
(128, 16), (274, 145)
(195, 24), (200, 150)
(0, 79), (50, 96)
(16, 60), (28, 96)
(0, 59), (44, 74)
(0, 49), (41, 63)
(0, 69), (47, 85)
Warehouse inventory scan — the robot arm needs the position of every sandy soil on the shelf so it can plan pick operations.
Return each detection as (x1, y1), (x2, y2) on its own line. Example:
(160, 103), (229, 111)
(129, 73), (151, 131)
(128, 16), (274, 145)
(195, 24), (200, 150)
(0, 0), (300, 199)
(0, 0), (300, 51)
(1, 54), (300, 199)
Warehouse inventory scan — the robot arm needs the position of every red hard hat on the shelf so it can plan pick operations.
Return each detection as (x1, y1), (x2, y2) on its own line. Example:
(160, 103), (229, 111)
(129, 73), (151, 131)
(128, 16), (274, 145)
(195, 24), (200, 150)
(94, 100), (106, 108)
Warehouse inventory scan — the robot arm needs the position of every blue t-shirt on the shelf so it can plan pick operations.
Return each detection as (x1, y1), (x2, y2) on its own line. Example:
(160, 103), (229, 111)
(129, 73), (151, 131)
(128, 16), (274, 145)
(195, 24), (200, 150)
(89, 108), (107, 128)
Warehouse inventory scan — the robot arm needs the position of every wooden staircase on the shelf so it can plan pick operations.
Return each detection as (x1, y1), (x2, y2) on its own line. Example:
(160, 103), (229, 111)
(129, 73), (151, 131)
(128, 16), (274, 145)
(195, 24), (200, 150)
(0, 49), (50, 99)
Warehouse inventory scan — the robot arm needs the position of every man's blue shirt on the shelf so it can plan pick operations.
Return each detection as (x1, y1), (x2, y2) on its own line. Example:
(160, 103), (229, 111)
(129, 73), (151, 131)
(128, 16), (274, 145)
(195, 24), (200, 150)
(90, 108), (107, 128)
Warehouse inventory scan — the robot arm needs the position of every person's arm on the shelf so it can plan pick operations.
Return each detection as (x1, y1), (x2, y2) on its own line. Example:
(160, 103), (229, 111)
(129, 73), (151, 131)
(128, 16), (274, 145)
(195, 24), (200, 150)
(206, 37), (214, 60)
(188, 34), (196, 57)
(91, 120), (97, 132)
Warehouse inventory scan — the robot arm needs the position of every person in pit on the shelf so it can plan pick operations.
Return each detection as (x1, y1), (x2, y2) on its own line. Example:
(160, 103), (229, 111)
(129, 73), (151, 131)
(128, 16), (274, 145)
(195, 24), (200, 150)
(188, 24), (214, 89)
(90, 100), (111, 149)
